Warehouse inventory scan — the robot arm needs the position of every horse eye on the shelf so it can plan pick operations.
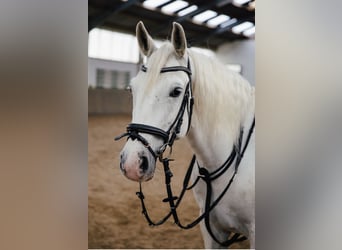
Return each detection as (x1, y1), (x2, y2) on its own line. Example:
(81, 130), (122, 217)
(169, 87), (182, 97)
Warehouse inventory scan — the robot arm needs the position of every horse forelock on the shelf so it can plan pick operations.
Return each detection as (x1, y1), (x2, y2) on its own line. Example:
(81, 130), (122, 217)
(141, 42), (175, 93)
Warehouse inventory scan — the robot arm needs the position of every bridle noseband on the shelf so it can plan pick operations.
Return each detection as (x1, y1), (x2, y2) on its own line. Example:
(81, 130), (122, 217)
(115, 58), (194, 160)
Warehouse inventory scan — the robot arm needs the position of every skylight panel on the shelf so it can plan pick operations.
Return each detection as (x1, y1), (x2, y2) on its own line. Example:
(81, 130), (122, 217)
(232, 21), (254, 34)
(207, 14), (230, 28)
(178, 5), (197, 16)
(243, 26), (255, 37)
(247, 1), (255, 10)
(233, 0), (250, 6)
(161, 0), (189, 15)
(219, 18), (237, 28)
(143, 0), (170, 10)
(192, 10), (217, 24)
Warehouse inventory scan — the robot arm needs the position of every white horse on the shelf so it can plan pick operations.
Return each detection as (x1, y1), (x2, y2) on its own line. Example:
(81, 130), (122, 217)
(118, 21), (255, 249)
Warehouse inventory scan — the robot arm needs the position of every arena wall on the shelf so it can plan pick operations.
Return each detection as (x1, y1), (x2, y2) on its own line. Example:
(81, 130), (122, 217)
(88, 89), (132, 115)
(216, 40), (255, 86)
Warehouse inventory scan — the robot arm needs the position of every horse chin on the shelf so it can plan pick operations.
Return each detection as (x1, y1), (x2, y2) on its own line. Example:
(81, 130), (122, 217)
(144, 174), (154, 182)
(123, 166), (155, 182)
(124, 172), (154, 182)
(141, 167), (156, 182)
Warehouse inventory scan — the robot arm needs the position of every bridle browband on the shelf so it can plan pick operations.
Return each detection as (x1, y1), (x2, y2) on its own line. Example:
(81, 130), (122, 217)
(115, 57), (255, 247)
(115, 58), (194, 160)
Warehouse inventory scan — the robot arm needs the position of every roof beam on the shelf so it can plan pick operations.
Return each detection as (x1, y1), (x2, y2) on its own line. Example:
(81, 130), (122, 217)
(190, 16), (253, 47)
(150, 0), (232, 35)
(156, 0), (174, 9)
(88, 0), (140, 32)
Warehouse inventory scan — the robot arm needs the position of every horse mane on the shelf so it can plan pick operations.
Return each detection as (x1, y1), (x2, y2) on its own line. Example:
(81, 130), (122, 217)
(188, 49), (254, 141)
(143, 42), (254, 141)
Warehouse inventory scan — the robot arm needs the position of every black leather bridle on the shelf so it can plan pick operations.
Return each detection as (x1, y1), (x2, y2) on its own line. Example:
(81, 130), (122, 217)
(115, 58), (194, 160)
(115, 57), (255, 247)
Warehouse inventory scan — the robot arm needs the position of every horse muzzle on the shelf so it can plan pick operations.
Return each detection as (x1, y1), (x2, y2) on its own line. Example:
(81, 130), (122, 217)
(119, 141), (156, 182)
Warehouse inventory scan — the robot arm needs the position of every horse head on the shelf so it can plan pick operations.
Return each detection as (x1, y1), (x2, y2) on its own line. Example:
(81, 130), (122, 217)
(118, 21), (193, 182)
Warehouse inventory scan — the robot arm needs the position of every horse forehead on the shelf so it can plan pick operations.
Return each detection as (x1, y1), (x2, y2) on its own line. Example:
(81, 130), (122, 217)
(138, 61), (186, 89)
(132, 53), (188, 99)
(163, 55), (179, 66)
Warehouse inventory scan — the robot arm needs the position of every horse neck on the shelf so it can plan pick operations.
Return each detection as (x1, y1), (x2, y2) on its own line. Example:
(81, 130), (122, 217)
(186, 121), (235, 171)
(186, 63), (255, 171)
(187, 107), (254, 171)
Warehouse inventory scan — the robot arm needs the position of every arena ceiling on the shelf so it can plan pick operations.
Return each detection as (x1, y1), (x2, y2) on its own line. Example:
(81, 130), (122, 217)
(88, 0), (255, 50)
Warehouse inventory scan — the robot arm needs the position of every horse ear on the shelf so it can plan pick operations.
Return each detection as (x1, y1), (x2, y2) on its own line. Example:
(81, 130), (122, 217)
(136, 21), (156, 57)
(171, 22), (187, 58)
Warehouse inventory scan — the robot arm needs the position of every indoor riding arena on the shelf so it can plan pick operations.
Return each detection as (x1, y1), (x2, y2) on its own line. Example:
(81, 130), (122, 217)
(88, 1), (254, 249)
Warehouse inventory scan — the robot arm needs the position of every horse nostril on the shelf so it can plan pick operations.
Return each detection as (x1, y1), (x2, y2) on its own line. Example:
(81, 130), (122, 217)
(119, 153), (126, 173)
(120, 161), (126, 174)
(140, 156), (149, 172)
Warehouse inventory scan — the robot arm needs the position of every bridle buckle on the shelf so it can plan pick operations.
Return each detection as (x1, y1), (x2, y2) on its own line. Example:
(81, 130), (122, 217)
(158, 143), (173, 161)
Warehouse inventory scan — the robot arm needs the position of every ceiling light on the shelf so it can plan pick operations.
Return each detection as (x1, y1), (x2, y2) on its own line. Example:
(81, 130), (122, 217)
(177, 5), (198, 16)
(219, 18), (238, 28)
(207, 14), (230, 28)
(243, 26), (255, 37)
(247, 1), (255, 10)
(161, 0), (189, 15)
(232, 21), (254, 34)
(143, 0), (171, 10)
(233, 0), (250, 6)
(193, 10), (217, 24)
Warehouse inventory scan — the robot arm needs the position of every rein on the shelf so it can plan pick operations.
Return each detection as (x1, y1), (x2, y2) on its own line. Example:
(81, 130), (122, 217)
(115, 57), (255, 247)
